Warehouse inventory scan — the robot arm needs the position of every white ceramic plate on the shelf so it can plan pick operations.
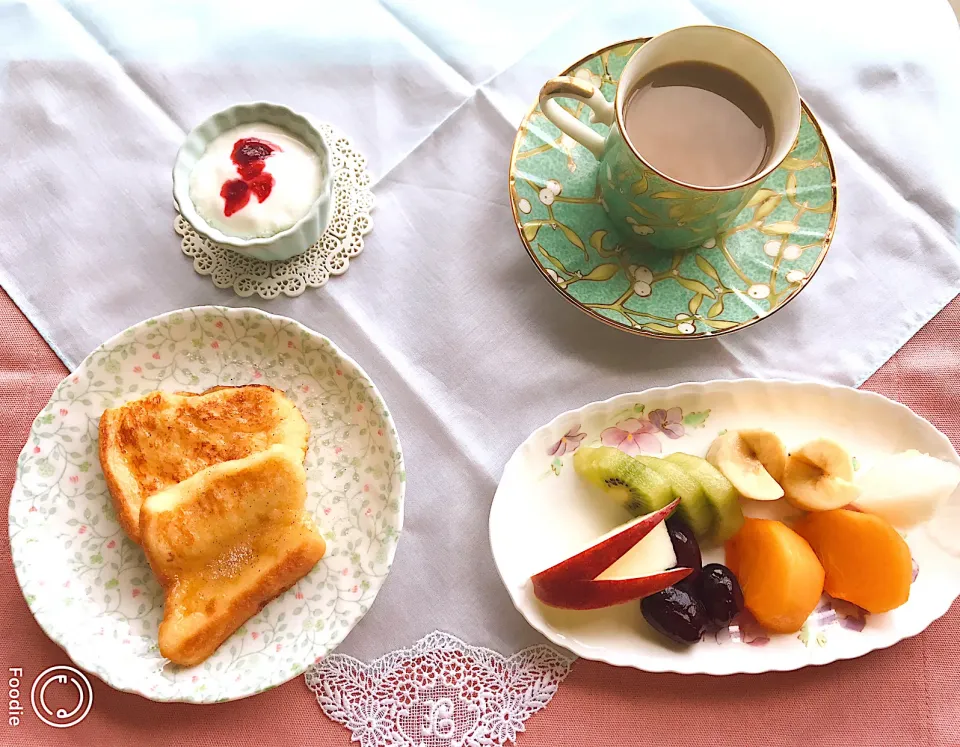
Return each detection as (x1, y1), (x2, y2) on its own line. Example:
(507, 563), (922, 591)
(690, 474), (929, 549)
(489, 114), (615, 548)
(9, 307), (405, 702)
(489, 380), (960, 674)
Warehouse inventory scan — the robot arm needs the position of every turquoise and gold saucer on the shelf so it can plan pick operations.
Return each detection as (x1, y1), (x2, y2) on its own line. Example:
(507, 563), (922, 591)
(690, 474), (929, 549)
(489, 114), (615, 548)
(509, 39), (837, 339)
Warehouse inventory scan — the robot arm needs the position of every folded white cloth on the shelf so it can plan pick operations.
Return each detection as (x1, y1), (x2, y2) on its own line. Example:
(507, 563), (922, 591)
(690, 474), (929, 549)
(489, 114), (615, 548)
(1, 0), (958, 659)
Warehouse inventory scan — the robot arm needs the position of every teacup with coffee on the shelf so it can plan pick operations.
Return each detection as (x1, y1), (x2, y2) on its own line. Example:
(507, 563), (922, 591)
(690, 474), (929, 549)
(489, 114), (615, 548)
(539, 26), (801, 251)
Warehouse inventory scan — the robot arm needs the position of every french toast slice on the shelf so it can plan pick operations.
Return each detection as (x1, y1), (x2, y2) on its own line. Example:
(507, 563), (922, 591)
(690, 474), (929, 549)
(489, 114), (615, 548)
(139, 445), (326, 667)
(99, 384), (308, 543)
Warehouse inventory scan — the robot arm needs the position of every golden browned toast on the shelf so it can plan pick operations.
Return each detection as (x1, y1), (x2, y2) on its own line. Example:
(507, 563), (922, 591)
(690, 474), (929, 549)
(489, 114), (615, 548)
(139, 445), (326, 667)
(99, 385), (309, 543)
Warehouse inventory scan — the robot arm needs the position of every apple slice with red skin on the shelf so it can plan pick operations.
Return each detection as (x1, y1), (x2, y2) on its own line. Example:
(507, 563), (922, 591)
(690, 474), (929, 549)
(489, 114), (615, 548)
(532, 568), (692, 610)
(530, 499), (693, 610)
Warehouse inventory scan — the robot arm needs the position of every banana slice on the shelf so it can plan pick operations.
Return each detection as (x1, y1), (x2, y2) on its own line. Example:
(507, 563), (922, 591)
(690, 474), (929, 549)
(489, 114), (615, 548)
(782, 438), (860, 511)
(706, 431), (784, 502)
(739, 429), (787, 482)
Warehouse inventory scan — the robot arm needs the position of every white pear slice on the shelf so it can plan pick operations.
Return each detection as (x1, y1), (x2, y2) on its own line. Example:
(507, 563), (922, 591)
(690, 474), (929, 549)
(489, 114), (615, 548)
(782, 438), (859, 511)
(706, 431), (784, 501)
(853, 450), (960, 527)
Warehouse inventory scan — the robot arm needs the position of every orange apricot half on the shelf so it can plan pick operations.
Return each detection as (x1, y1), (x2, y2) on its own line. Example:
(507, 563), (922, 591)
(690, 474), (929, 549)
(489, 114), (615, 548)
(725, 518), (825, 633)
(794, 509), (912, 614)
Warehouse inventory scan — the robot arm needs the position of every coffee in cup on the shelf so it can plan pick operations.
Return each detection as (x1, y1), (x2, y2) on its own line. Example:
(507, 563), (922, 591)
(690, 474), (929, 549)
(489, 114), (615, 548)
(624, 61), (774, 188)
(538, 26), (800, 251)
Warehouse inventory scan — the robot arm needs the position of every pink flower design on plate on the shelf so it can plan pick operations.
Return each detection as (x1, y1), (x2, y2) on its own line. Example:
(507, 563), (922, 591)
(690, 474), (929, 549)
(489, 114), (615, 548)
(648, 407), (685, 439)
(715, 610), (770, 646)
(132, 365), (142, 374)
(831, 598), (868, 632)
(547, 425), (587, 457)
(810, 595), (836, 627)
(601, 418), (661, 455)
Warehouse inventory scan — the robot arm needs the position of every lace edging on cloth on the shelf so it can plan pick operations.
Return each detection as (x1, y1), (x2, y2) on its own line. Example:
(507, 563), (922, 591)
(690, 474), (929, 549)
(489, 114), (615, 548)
(305, 631), (575, 746)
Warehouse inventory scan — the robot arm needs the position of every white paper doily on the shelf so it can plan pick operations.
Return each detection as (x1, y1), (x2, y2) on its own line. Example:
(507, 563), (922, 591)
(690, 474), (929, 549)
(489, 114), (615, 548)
(306, 631), (575, 747)
(176, 122), (374, 299)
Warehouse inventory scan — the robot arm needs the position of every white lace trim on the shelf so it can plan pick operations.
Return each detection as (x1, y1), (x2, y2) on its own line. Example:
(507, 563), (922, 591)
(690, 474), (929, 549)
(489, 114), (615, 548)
(176, 122), (374, 299)
(305, 631), (575, 746)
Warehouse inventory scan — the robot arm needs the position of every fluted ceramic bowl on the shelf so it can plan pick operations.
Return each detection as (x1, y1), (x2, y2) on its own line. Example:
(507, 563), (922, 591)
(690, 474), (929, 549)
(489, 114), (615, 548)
(173, 102), (333, 261)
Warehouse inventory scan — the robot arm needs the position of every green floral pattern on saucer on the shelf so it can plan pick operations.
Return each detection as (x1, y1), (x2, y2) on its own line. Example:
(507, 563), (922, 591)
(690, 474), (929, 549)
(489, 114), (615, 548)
(509, 40), (837, 338)
(9, 307), (404, 703)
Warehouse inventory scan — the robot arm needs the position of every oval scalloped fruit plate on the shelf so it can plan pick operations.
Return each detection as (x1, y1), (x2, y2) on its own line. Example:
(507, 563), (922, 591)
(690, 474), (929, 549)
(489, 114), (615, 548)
(489, 380), (960, 674)
(9, 306), (405, 702)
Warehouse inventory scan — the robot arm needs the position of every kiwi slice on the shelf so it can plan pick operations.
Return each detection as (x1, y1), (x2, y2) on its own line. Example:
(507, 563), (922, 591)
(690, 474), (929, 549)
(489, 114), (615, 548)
(664, 453), (744, 542)
(573, 446), (674, 516)
(635, 455), (714, 538)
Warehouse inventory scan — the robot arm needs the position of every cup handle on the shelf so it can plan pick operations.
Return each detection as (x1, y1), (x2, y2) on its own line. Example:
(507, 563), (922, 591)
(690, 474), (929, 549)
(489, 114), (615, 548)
(538, 76), (615, 160)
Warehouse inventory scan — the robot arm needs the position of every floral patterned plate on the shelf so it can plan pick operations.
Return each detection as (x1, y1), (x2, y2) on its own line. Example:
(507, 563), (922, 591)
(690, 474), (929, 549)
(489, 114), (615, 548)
(509, 39), (837, 339)
(489, 380), (960, 674)
(9, 307), (405, 702)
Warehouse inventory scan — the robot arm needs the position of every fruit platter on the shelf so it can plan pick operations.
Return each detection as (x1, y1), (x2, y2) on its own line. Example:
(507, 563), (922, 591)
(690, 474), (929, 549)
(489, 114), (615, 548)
(489, 379), (960, 674)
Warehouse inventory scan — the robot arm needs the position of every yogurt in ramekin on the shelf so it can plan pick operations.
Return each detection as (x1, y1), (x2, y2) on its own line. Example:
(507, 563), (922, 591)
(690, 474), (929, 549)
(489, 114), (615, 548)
(173, 103), (333, 262)
(189, 124), (322, 239)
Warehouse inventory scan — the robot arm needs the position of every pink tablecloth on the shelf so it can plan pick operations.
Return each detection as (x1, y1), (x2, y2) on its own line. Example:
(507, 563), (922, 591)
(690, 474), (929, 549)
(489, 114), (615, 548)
(1, 287), (958, 747)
